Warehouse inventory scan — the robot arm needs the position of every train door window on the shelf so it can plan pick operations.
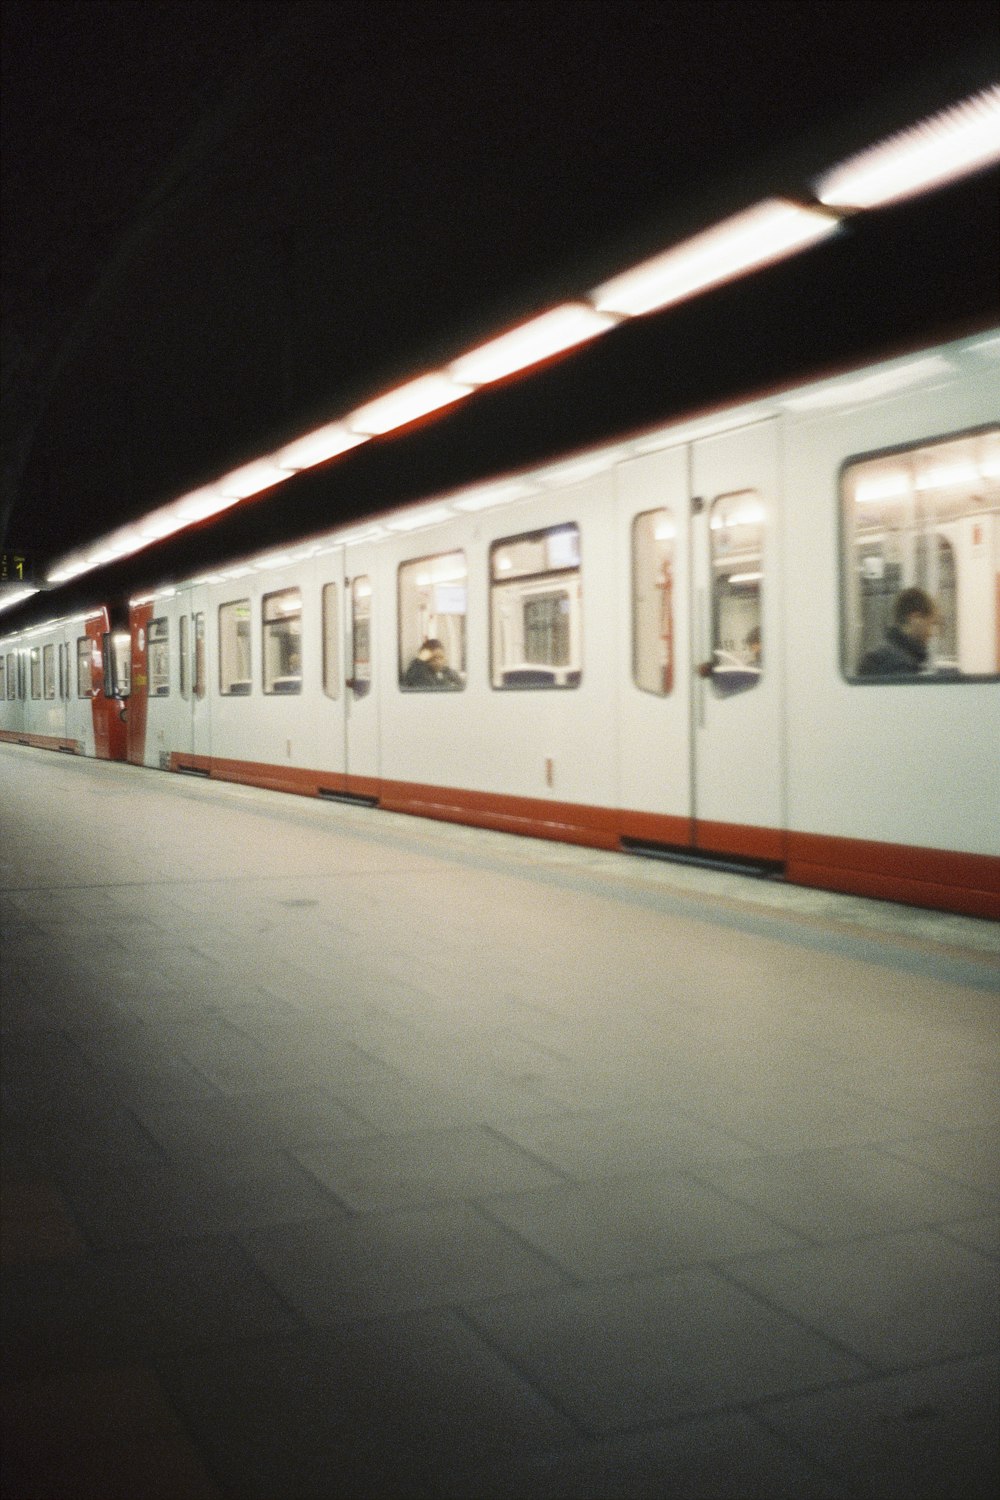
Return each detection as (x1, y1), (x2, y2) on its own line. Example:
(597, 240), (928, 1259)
(179, 615), (190, 699)
(149, 618), (170, 696)
(843, 427), (1000, 680)
(351, 576), (371, 696)
(193, 613), (206, 699)
(30, 647), (41, 699)
(76, 638), (91, 697)
(263, 588), (302, 694)
(490, 523), (581, 689)
(398, 552), (466, 690)
(43, 644), (56, 699)
(322, 583), (339, 699)
(633, 509), (675, 695)
(57, 643), (66, 699)
(103, 633), (131, 698)
(0, 655), (5, 699)
(709, 492), (764, 691)
(219, 600), (252, 695)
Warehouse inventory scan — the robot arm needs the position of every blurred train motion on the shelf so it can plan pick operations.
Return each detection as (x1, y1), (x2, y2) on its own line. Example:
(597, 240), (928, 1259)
(3, 327), (999, 917)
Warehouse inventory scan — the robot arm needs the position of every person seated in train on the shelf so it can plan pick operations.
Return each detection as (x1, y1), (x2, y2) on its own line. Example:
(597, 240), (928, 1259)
(402, 638), (463, 689)
(858, 587), (939, 677)
(744, 625), (762, 669)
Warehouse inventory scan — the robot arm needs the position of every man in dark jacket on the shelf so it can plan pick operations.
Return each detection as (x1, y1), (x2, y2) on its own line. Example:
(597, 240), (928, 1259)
(402, 638), (463, 689)
(859, 588), (938, 676)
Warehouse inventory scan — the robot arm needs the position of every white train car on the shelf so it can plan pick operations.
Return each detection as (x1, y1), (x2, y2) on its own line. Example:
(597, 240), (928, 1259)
(3, 327), (998, 917)
(0, 606), (126, 760)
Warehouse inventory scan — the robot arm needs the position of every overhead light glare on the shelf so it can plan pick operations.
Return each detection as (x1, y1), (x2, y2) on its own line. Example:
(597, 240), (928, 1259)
(783, 355), (953, 410)
(448, 304), (619, 386)
(277, 424), (369, 470)
(817, 86), (1000, 209)
(0, 587), (40, 614)
(216, 460), (293, 500)
(591, 199), (839, 318)
(451, 480), (536, 512)
(347, 374), (473, 436)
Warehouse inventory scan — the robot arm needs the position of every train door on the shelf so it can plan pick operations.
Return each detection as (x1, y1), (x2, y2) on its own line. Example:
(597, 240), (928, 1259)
(343, 542), (380, 798)
(690, 420), (784, 861)
(168, 585), (212, 763)
(616, 444), (694, 845)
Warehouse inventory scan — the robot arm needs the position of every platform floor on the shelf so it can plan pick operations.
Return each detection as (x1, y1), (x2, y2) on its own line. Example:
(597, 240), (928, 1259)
(1, 742), (998, 1499)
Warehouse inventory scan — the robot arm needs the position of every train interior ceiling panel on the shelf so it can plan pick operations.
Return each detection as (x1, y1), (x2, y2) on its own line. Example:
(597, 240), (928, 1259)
(2, 329), (999, 919)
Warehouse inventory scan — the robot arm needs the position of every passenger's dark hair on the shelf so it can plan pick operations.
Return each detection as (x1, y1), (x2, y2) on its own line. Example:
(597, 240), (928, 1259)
(422, 638), (444, 650)
(893, 587), (935, 625)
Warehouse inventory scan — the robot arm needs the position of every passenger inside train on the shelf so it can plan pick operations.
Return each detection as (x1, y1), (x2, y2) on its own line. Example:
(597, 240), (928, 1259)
(858, 587), (940, 677)
(401, 638), (464, 689)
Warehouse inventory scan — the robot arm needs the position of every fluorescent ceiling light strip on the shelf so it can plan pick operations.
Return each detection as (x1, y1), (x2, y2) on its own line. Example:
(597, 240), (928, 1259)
(449, 304), (619, 386)
(215, 459), (294, 499)
(817, 85), (1000, 209)
(277, 424), (369, 469)
(591, 199), (839, 318)
(0, 587), (40, 614)
(348, 373), (474, 436)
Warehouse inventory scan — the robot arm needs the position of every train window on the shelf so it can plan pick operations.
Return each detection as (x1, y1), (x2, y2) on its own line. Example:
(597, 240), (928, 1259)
(193, 613), (206, 699)
(398, 552), (466, 691)
(76, 638), (91, 697)
(219, 600), (252, 695)
(633, 509), (675, 696)
(322, 583), (339, 700)
(491, 524), (581, 689)
(43, 644), (56, 699)
(30, 647), (41, 699)
(843, 427), (1000, 680)
(103, 633), (131, 698)
(179, 615), (190, 699)
(149, 618), (170, 696)
(709, 492), (764, 693)
(57, 643), (66, 700)
(263, 588), (302, 695)
(351, 576), (371, 697)
(0, 655), (5, 699)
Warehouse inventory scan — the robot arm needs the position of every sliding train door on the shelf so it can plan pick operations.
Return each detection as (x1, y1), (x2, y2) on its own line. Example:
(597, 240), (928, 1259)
(690, 421), (784, 861)
(616, 419), (785, 862)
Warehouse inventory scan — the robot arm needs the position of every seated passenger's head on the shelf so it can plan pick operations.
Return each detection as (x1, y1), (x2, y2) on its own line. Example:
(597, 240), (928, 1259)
(421, 637), (447, 670)
(893, 588), (938, 645)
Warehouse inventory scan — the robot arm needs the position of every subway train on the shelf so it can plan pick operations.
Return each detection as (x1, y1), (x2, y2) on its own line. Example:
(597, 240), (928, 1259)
(2, 325), (999, 918)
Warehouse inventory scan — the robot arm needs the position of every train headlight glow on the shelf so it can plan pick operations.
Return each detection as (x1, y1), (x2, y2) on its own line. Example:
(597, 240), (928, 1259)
(590, 199), (840, 318)
(817, 86), (1000, 209)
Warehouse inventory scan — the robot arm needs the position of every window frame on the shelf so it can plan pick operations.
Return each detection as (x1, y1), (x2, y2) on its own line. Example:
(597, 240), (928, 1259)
(489, 522), (582, 691)
(839, 423), (1000, 685)
(262, 587), (303, 696)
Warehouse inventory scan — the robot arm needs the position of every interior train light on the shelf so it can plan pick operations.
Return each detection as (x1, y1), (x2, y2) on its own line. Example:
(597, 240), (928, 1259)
(347, 374), (474, 436)
(448, 304), (620, 386)
(817, 85), (1000, 209)
(855, 472), (911, 503)
(590, 199), (840, 318)
(276, 423), (369, 470)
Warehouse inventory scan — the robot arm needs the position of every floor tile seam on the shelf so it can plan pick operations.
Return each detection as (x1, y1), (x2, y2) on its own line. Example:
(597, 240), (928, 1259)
(474, 1120), (589, 1188)
(927, 1220), (1000, 1260)
(703, 1260), (888, 1377)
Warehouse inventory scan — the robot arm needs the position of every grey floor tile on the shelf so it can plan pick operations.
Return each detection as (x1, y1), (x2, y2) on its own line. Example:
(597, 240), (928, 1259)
(292, 1124), (569, 1212)
(55, 1150), (345, 1247)
(157, 1313), (577, 1500)
(133, 1087), (377, 1162)
(463, 1269), (867, 1434)
(757, 1355), (1000, 1499)
(492, 1106), (764, 1182)
(450, 1411), (851, 1499)
(2, 1237), (302, 1379)
(481, 1171), (809, 1281)
(938, 1214), (1000, 1257)
(726, 1230), (1000, 1370)
(878, 1128), (1000, 1197)
(243, 1202), (569, 1322)
(688, 1144), (997, 1242)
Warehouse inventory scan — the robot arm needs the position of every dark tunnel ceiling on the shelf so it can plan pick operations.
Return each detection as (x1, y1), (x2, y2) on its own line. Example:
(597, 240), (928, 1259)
(2, 0), (998, 595)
